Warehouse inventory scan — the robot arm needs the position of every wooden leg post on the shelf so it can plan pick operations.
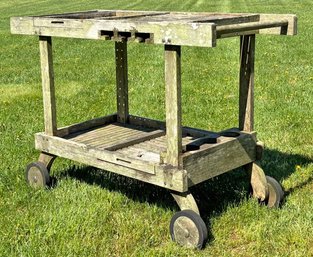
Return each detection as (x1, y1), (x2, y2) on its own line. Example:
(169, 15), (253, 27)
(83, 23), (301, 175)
(164, 45), (182, 167)
(171, 191), (200, 215)
(39, 36), (57, 136)
(38, 152), (56, 171)
(115, 41), (129, 123)
(239, 34), (255, 132)
(239, 35), (268, 200)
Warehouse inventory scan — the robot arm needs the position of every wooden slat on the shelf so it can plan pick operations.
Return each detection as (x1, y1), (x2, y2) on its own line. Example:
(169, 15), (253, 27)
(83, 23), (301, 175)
(100, 12), (169, 20)
(76, 128), (141, 146)
(116, 147), (161, 163)
(39, 36), (57, 136)
(239, 35), (255, 132)
(115, 41), (129, 123)
(192, 14), (260, 25)
(81, 131), (138, 146)
(67, 122), (148, 142)
(129, 115), (165, 129)
(58, 113), (117, 137)
(70, 126), (121, 142)
(165, 45), (182, 167)
(135, 140), (166, 152)
(104, 130), (165, 151)
(86, 130), (144, 148)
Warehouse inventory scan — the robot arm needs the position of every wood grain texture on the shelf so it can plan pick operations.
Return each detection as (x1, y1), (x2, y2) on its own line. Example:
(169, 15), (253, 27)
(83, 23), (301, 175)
(34, 133), (188, 192)
(39, 36), (57, 136)
(171, 191), (200, 215)
(217, 20), (288, 38)
(165, 45), (182, 167)
(115, 41), (128, 123)
(104, 130), (165, 151)
(184, 133), (256, 186)
(259, 14), (297, 35)
(58, 113), (117, 137)
(239, 35), (255, 132)
(38, 152), (56, 171)
(249, 161), (268, 201)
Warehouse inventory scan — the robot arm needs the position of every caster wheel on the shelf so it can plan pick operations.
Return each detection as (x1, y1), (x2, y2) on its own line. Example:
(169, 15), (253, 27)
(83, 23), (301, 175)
(264, 176), (284, 208)
(26, 162), (50, 188)
(170, 210), (208, 249)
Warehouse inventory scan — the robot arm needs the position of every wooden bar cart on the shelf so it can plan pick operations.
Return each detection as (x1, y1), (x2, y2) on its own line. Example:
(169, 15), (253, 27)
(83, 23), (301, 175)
(11, 10), (297, 249)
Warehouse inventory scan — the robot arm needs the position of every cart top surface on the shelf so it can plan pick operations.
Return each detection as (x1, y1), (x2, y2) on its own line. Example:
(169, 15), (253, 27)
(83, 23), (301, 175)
(11, 10), (297, 47)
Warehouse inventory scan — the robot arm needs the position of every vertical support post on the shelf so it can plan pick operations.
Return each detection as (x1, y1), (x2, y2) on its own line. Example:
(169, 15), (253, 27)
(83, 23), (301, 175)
(165, 45), (182, 167)
(239, 35), (255, 132)
(239, 35), (268, 199)
(39, 36), (57, 136)
(115, 41), (129, 123)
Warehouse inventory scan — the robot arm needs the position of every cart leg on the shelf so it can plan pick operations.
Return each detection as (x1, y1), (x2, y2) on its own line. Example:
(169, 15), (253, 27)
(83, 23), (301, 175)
(171, 191), (200, 215)
(38, 152), (56, 171)
(164, 45), (182, 167)
(248, 162), (268, 201)
(39, 36), (57, 136)
(239, 35), (269, 201)
(115, 41), (129, 123)
(239, 34), (255, 132)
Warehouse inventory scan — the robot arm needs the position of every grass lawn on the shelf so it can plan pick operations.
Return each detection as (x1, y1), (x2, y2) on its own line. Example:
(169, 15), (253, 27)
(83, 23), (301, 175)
(1, 0), (313, 256)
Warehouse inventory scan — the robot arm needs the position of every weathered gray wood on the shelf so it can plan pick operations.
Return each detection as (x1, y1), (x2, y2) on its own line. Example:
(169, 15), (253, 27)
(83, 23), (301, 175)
(249, 161), (268, 201)
(184, 133), (256, 186)
(165, 45), (182, 167)
(39, 36), (57, 136)
(11, 15), (216, 47)
(116, 147), (161, 163)
(217, 20), (288, 38)
(171, 191), (200, 215)
(239, 35), (255, 132)
(11, 11), (296, 48)
(58, 113), (117, 137)
(35, 132), (188, 192)
(259, 14), (297, 35)
(67, 125), (122, 142)
(104, 130), (165, 151)
(129, 115), (166, 129)
(129, 114), (222, 140)
(38, 152), (56, 171)
(115, 41), (129, 123)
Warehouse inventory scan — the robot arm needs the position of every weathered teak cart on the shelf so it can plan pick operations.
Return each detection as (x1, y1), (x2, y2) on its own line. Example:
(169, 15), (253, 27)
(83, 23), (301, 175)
(11, 10), (297, 248)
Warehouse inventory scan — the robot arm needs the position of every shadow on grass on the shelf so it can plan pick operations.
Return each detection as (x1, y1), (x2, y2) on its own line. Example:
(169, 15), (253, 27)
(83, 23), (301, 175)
(60, 148), (312, 240)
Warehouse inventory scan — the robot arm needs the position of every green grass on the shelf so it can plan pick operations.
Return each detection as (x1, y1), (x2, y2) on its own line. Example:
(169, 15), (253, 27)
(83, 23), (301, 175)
(1, 0), (313, 256)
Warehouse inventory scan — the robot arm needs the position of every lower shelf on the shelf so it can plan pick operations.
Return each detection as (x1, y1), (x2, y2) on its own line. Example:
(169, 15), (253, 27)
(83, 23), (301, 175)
(34, 118), (257, 192)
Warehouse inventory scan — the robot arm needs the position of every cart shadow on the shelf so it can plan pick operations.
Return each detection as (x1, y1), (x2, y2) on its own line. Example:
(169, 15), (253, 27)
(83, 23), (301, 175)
(62, 148), (312, 240)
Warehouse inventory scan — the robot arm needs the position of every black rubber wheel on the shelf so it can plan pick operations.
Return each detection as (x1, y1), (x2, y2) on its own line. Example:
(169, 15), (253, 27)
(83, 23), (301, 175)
(170, 210), (208, 249)
(26, 162), (50, 188)
(264, 176), (284, 208)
